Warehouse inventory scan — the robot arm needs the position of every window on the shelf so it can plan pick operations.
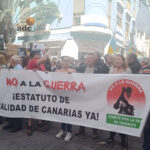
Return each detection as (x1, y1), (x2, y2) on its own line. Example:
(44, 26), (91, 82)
(73, 13), (83, 26)
(117, 4), (123, 28)
(125, 14), (130, 39)
(75, 17), (80, 25)
(117, 15), (122, 28)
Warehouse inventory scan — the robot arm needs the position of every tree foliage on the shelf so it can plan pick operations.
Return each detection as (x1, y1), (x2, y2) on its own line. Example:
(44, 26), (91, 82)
(0, 0), (60, 44)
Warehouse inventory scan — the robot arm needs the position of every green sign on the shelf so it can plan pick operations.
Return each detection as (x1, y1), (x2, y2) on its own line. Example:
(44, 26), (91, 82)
(106, 114), (142, 129)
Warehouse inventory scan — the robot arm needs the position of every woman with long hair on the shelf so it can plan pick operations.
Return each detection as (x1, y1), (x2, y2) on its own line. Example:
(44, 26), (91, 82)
(109, 54), (131, 74)
(106, 54), (132, 147)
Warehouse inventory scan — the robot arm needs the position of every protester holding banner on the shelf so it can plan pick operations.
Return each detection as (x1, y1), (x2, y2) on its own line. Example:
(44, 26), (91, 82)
(143, 113), (150, 150)
(104, 54), (114, 68)
(77, 56), (86, 70)
(26, 50), (49, 135)
(0, 56), (150, 140)
(109, 54), (132, 74)
(140, 57), (150, 74)
(55, 56), (76, 142)
(76, 52), (109, 139)
(106, 54), (132, 147)
(127, 53), (141, 74)
(3, 55), (23, 132)
(27, 50), (48, 71)
(140, 57), (150, 150)
(93, 51), (110, 73)
(0, 54), (9, 124)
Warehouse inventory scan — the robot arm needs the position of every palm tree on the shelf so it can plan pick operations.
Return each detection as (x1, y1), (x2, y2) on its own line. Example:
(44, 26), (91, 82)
(0, 0), (60, 49)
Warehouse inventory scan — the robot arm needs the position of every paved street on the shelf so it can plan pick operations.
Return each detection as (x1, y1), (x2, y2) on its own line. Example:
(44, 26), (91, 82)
(0, 121), (143, 150)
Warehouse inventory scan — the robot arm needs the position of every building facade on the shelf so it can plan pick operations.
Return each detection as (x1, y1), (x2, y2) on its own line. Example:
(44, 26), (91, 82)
(107, 0), (150, 57)
(13, 0), (150, 58)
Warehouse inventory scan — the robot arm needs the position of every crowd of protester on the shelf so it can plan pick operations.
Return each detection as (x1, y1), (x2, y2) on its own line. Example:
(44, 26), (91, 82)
(0, 50), (150, 149)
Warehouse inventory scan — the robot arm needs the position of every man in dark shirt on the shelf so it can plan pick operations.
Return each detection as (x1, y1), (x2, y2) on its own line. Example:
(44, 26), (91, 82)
(93, 51), (110, 73)
(127, 53), (141, 74)
(140, 57), (150, 150)
(76, 53), (109, 139)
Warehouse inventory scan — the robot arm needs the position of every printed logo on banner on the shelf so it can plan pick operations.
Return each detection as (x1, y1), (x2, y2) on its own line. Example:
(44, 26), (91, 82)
(16, 17), (36, 32)
(106, 79), (145, 129)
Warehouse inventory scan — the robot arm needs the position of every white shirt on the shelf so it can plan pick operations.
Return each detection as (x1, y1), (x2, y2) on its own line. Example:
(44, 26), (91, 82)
(85, 66), (94, 73)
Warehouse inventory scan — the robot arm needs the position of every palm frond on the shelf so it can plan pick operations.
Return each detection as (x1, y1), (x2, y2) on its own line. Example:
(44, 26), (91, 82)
(22, 2), (59, 19)
(13, 0), (36, 22)
(12, 0), (21, 13)
(0, 0), (60, 43)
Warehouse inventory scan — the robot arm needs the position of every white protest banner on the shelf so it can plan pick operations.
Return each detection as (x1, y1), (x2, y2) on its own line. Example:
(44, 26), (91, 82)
(0, 70), (150, 137)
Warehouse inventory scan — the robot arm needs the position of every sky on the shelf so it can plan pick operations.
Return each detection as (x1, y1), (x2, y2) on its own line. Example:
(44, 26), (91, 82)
(49, 0), (74, 29)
